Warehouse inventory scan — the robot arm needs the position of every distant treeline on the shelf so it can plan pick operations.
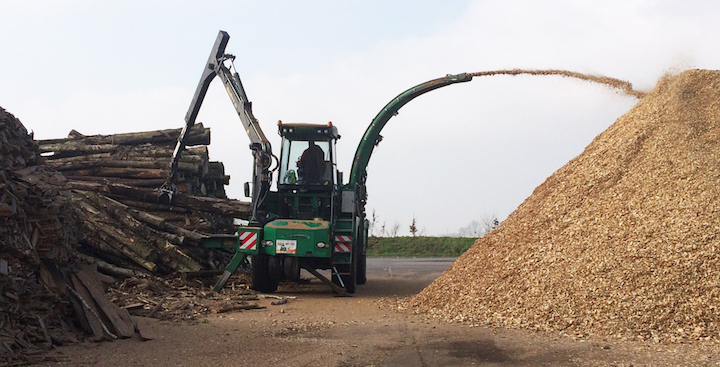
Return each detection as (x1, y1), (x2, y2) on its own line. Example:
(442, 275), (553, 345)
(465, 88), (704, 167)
(367, 236), (477, 257)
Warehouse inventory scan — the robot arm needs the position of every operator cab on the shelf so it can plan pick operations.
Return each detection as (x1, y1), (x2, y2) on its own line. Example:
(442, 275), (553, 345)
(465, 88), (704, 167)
(277, 122), (340, 191)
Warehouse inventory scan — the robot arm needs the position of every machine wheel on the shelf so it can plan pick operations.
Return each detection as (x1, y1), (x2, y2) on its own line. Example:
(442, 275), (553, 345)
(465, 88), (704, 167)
(356, 218), (369, 285)
(268, 255), (284, 282)
(283, 256), (301, 282)
(356, 252), (367, 285)
(250, 254), (278, 293)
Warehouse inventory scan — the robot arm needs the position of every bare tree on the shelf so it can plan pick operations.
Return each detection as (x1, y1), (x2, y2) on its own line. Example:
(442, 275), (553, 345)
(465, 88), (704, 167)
(369, 209), (379, 236)
(390, 222), (400, 237)
(481, 213), (500, 234)
(409, 216), (418, 237)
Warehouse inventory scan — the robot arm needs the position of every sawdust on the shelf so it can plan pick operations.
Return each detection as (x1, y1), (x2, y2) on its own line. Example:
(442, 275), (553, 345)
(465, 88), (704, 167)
(404, 69), (720, 344)
(469, 69), (647, 98)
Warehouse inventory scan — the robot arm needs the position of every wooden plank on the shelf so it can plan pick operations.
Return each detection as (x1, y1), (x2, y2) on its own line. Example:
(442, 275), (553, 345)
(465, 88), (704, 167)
(75, 265), (135, 338)
(130, 316), (159, 341)
(69, 274), (106, 341)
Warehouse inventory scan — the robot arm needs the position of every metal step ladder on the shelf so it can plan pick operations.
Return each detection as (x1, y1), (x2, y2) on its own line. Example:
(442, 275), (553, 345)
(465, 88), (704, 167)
(331, 218), (353, 281)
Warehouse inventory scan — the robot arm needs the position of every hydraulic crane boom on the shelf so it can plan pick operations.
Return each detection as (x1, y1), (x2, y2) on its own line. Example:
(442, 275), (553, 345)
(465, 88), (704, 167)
(162, 31), (273, 221)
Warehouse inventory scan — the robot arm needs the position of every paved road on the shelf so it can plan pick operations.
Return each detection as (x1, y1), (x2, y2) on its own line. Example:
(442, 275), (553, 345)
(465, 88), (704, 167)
(366, 257), (456, 274)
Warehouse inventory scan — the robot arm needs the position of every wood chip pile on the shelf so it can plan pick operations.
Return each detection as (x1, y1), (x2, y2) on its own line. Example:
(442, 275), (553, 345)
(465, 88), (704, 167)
(404, 69), (720, 343)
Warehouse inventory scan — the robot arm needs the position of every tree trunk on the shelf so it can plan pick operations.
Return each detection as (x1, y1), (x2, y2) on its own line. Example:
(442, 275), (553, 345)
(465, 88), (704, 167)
(38, 123), (209, 147)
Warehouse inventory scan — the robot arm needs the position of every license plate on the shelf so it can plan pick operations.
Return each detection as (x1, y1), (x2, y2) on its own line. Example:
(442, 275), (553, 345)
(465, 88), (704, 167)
(276, 239), (297, 254)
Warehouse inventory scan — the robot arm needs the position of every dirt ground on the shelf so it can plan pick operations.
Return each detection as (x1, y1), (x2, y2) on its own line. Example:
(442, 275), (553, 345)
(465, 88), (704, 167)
(40, 258), (720, 367)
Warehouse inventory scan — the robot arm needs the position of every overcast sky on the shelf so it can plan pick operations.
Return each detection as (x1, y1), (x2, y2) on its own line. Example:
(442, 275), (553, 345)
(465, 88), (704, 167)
(2, 1), (718, 235)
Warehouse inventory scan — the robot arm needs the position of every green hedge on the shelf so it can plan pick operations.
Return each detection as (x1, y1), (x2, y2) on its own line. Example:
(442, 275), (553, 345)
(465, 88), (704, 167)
(367, 236), (477, 257)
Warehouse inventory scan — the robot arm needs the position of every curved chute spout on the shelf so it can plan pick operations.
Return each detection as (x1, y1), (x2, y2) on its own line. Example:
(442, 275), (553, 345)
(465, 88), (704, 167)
(348, 73), (473, 188)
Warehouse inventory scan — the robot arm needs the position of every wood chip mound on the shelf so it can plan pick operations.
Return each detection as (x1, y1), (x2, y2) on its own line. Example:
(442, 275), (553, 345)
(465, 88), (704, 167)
(403, 69), (720, 343)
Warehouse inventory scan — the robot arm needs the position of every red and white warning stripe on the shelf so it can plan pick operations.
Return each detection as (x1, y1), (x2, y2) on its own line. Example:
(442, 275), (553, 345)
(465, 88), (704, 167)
(334, 235), (352, 253)
(334, 243), (351, 253)
(238, 231), (257, 250)
(334, 235), (352, 243)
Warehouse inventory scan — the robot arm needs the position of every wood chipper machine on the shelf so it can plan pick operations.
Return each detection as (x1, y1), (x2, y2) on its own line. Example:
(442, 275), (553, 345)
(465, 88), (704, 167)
(161, 31), (474, 295)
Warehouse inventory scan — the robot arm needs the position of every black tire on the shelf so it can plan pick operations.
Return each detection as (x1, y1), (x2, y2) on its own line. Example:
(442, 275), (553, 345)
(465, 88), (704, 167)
(356, 218), (369, 285)
(283, 256), (301, 282)
(356, 252), (367, 285)
(250, 254), (278, 293)
(268, 255), (284, 282)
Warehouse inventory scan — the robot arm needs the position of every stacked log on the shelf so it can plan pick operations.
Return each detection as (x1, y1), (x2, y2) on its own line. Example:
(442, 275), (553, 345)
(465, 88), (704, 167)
(0, 107), (79, 261)
(1, 108), (80, 362)
(38, 125), (246, 265)
(1, 106), (252, 360)
(38, 124), (229, 198)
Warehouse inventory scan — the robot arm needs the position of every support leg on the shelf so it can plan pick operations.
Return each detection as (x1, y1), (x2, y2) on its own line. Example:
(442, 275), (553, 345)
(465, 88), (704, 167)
(212, 252), (248, 292)
(304, 267), (349, 297)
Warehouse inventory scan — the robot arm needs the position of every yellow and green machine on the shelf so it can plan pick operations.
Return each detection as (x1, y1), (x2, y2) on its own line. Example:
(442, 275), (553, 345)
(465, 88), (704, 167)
(166, 31), (474, 294)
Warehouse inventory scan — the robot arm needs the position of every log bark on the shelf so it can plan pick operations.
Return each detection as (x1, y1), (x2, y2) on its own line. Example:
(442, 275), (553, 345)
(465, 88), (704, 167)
(77, 192), (204, 271)
(67, 176), (169, 188)
(38, 143), (118, 155)
(159, 241), (201, 272)
(38, 124), (209, 147)
(75, 253), (147, 278)
(112, 198), (191, 213)
(45, 159), (199, 173)
(80, 192), (191, 246)
(74, 200), (159, 271)
(62, 167), (169, 179)
(66, 180), (252, 218)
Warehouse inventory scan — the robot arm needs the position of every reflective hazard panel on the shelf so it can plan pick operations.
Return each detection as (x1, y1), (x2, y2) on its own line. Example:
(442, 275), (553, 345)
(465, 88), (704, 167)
(238, 231), (258, 251)
(334, 235), (352, 253)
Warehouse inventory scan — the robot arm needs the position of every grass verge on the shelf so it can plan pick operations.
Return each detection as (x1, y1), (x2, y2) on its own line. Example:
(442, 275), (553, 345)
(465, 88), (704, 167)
(367, 236), (477, 257)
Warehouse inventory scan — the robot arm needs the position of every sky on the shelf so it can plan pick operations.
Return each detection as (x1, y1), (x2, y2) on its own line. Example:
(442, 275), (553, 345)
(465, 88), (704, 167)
(2, 0), (719, 235)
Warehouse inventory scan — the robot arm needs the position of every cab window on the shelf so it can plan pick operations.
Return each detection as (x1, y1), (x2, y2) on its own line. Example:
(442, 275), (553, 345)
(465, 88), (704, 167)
(279, 138), (330, 185)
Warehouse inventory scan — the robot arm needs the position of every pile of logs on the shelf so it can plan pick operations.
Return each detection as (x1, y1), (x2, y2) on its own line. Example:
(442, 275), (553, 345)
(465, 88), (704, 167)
(38, 123), (228, 198)
(36, 124), (251, 275)
(1, 106), (253, 361)
(1, 108), (80, 362)
(38, 124), (250, 276)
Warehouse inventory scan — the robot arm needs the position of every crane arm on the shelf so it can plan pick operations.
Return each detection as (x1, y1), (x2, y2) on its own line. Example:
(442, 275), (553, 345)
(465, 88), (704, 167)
(162, 31), (272, 221)
(165, 31), (228, 186)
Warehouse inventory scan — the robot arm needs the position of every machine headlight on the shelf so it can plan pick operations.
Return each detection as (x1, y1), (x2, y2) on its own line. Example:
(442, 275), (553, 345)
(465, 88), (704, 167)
(263, 240), (274, 247)
(316, 242), (328, 249)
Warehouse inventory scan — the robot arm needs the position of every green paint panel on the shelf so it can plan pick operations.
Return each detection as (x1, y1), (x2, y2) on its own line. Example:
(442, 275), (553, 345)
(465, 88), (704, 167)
(201, 235), (239, 249)
(263, 219), (331, 258)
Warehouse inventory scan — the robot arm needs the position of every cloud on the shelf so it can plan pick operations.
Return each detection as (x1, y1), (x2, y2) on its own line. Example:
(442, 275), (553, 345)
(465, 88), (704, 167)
(4, 0), (720, 235)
